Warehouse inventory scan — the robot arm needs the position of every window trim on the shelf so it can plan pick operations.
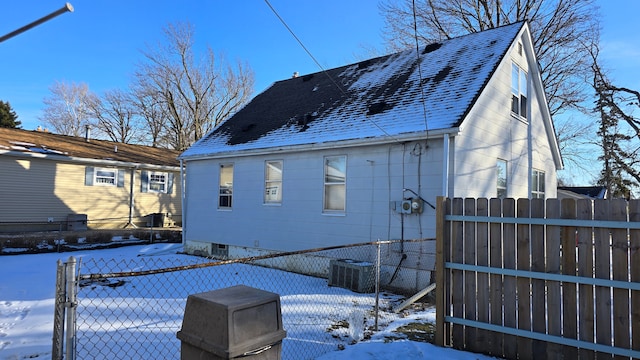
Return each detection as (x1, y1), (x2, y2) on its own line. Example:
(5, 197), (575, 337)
(511, 62), (528, 121)
(218, 163), (233, 209)
(323, 155), (346, 213)
(532, 169), (545, 199)
(497, 159), (507, 199)
(94, 167), (118, 187)
(264, 160), (283, 204)
(146, 171), (168, 194)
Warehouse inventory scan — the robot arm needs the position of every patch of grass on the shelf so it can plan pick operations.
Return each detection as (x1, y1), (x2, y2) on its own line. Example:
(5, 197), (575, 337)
(326, 319), (349, 332)
(393, 321), (435, 343)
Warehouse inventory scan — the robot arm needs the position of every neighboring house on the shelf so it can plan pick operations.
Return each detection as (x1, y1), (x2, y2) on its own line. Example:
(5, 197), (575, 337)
(557, 186), (608, 200)
(0, 127), (182, 232)
(178, 22), (562, 290)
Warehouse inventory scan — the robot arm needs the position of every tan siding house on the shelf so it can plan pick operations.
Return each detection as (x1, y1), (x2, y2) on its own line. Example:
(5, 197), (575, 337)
(0, 127), (182, 231)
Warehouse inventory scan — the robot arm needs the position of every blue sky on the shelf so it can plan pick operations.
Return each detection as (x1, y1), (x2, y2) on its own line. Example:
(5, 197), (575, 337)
(3, 0), (637, 132)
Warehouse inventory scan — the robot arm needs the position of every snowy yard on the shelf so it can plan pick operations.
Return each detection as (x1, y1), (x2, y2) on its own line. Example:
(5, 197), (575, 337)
(0, 243), (500, 359)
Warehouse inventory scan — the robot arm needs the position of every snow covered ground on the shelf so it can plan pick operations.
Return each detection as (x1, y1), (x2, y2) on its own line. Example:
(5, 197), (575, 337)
(0, 243), (501, 359)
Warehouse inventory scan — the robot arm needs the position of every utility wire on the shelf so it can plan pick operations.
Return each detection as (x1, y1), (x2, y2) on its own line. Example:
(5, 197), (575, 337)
(263, 0), (402, 142)
(412, 0), (430, 138)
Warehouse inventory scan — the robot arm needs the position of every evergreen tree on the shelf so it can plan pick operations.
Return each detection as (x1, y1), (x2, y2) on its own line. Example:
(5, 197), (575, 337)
(0, 101), (21, 128)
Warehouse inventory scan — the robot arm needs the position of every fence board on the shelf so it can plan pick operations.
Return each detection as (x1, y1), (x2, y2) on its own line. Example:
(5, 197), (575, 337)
(463, 198), (478, 352)
(530, 198), (546, 359)
(475, 198), (490, 354)
(577, 199), (595, 360)
(594, 199), (614, 360)
(611, 199), (630, 360)
(437, 197), (640, 359)
(451, 198), (464, 350)
(561, 199), (578, 358)
(502, 198), (517, 359)
(489, 198), (504, 357)
(545, 199), (563, 359)
(630, 200), (640, 353)
(516, 198), (533, 359)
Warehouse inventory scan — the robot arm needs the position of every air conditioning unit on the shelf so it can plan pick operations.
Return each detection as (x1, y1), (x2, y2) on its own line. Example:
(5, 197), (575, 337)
(328, 259), (375, 293)
(210, 243), (228, 258)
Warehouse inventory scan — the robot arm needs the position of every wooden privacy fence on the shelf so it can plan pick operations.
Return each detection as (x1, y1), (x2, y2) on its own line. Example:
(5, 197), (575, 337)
(435, 197), (640, 360)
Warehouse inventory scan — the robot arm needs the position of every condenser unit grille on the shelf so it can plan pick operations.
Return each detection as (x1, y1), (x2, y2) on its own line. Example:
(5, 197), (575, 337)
(328, 259), (374, 293)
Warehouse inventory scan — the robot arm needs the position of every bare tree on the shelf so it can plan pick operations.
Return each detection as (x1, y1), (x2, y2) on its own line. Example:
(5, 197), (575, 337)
(40, 81), (93, 136)
(86, 89), (142, 143)
(133, 22), (255, 151)
(379, 0), (599, 117)
(131, 88), (167, 147)
(590, 43), (640, 198)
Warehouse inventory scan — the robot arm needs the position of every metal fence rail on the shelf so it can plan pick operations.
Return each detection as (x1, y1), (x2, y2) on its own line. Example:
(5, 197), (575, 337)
(54, 239), (433, 360)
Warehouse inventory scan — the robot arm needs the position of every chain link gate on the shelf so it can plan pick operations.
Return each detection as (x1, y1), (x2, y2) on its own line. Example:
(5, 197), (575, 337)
(52, 257), (79, 360)
(52, 239), (434, 360)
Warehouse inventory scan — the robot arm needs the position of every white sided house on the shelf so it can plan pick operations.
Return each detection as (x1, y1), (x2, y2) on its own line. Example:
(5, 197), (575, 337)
(179, 22), (562, 292)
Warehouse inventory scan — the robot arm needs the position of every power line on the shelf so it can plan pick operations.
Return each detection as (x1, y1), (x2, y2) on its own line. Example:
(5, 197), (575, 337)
(263, 0), (402, 142)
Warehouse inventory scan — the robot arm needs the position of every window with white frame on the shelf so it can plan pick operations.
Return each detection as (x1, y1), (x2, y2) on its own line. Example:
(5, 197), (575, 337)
(497, 159), (507, 199)
(219, 164), (233, 208)
(511, 62), (528, 119)
(264, 160), (283, 204)
(324, 156), (346, 212)
(95, 168), (117, 186)
(532, 169), (545, 199)
(148, 172), (168, 193)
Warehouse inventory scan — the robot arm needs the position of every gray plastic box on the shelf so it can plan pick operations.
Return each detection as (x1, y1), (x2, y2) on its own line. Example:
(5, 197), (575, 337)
(177, 285), (286, 360)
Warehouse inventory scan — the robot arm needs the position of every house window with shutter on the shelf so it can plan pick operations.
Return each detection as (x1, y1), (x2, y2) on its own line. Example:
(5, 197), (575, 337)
(511, 62), (528, 120)
(323, 155), (346, 212)
(219, 164), (233, 209)
(264, 160), (283, 204)
(85, 167), (125, 187)
(140, 170), (174, 194)
(95, 168), (117, 186)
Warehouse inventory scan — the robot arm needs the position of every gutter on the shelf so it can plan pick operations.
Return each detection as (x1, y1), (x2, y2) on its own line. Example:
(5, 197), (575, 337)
(179, 128), (461, 161)
(0, 150), (180, 171)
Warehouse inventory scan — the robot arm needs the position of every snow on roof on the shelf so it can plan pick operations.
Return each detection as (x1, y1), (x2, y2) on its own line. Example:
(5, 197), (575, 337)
(181, 22), (525, 159)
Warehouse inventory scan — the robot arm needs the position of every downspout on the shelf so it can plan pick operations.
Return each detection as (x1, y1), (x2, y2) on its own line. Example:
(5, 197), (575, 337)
(125, 166), (137, 228)
(180, 159), (186, 245)
(442, 134), (450, 197)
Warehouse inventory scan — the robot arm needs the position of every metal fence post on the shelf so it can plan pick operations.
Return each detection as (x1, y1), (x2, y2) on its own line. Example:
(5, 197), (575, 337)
(374, 240), (381, 331)
(51, 259), (66, 360)
(65, 256), (77, 360)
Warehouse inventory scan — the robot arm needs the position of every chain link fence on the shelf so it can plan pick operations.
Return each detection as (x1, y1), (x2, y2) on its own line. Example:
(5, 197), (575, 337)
(54, 239), (434, 360)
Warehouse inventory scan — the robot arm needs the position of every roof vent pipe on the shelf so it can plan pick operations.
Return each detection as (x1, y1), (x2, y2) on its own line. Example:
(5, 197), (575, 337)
(85, 124), (90, 142)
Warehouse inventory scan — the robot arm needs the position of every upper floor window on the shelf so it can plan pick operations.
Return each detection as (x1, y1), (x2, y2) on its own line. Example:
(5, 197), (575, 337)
(219, 164), (233, 209)
(497, 159), (507, 199)
(324, 156), (346, 212)
(511, 62), (528, 119)
(532, 169), (545, 199)
(264, 160), (283, 204)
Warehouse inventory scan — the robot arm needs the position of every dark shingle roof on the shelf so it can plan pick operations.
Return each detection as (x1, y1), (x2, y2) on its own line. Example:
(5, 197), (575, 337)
(0, 127), (180, 167)
(181, 22), (525, 158)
